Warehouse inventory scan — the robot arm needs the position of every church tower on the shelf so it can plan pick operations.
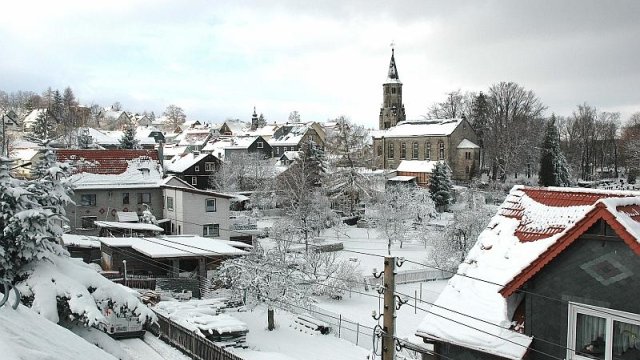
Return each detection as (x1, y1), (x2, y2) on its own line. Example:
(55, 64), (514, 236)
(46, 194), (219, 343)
(379, 48), (406, 130)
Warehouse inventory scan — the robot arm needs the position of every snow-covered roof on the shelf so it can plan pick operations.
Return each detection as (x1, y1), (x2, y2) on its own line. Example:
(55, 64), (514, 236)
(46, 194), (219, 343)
(97, 235), (247, 258)
(415, 186), (640, 359)
(280, 151), (302, 161)
(242, 124), (279, 138)
(95, 221), (163, 232)
(387, 175), (416, 182)
(57, 149), (159, 174)
(269, 123), (312, 146)
(222, 119), (250, 134)
(11, 148), (39, 162)
(68, 156), (163, 190)
(174, 128), (212, 146)
(371, 119), (463, 138)
(165, 152), (212, 173)
(61, 234), (101, 248)
(457, 139), (480, 149)
(396, 160), (438, 173)
(226, 136), (259, 149)
(154, 299), (249, 335)
(161, 144), (189, 158)
(22, 108), (48, 125)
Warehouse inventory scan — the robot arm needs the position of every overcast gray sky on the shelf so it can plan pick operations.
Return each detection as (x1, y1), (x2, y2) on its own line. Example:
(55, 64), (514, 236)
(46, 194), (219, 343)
(1, 0), (639, 128)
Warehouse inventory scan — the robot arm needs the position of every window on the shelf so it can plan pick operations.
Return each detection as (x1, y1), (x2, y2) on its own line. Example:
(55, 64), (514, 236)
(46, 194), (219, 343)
(137, 193), (151, 205)
(275, 147), (280, 155)
(465, 166), (470, 174)
(205, 198), (217, 212)
(425, 143), (431, 160)
(167, 196), (174, 211)
(257, 141), (264, 149)
(388, 143), (394, 159)
(400, 143), (406, 159)
(439, 142), (445, 160)
(568, 303), (640, 360)
(122, 192), (130, 205)
(203, 224), (220, 237)
(205, 162), (216, 172)
(191, 176), (197, 185)
(81, 216), (97, 229)
(195, 165), (200, 172)
(412, 142), (419, 159)
(80, 194), (96, 206)
(465, 151), (471, 160)
(284, 146), (288, 152)
(391, 87), (396, 94)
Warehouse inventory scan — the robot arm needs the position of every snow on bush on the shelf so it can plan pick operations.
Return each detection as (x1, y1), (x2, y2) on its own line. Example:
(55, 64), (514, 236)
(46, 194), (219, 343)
(17, 254), (156, 326)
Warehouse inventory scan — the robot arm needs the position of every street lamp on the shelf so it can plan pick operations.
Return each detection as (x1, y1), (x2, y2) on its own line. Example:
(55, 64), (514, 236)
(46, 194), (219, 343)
(122, 260), (127, 286)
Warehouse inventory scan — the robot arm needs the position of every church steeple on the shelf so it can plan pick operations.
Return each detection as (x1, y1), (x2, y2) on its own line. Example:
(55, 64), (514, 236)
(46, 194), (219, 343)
(387, 48), (400, 82)
(379, 47), (406, 130)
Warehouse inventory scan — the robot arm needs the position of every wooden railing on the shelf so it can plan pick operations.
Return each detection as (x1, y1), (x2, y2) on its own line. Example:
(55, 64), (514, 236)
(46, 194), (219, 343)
(152, 312), (245, 360)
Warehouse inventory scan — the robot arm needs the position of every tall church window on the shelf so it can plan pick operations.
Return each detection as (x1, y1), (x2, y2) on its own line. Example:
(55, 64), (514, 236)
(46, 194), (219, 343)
(412, 142), (419, 159)
(400, 143), (406, 159)
(391, 88), (396, 94)
(388, 143), (394, 159)
(425, 143), (431, 160)
(439, 142), (445, 160)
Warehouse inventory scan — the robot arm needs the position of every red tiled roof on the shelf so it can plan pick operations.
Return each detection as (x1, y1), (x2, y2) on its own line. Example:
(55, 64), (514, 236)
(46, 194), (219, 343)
(499, 187), (631, 242)
(501, 202), (640, 297)
(56, 149), (159, 175)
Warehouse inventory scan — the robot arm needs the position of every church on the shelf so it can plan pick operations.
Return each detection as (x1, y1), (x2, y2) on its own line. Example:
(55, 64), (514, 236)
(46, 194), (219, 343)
(371, 49), (480, 181)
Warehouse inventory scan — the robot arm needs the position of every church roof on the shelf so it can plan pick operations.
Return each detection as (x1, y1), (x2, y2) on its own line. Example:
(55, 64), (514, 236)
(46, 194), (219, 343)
(385, 48), (402, 84)
(371, 119), (463, 138)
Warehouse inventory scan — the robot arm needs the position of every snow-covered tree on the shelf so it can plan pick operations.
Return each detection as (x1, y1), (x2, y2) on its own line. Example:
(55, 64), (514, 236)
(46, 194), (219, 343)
(538, 115), (571, 187)
(30, 110), (56, 141)
(211, 153), (273, 192)
(427, 189), (494, 272)
(429, 161), (453, 211)
(216, 236), (310, 331)
(140, 204), (158, 225)
(257, 113), (267, 128)
(325, 116), (372, 216)
(119, 125), (139, 149)
(367, 185), (434, 254)
(77, 128), (93, 149)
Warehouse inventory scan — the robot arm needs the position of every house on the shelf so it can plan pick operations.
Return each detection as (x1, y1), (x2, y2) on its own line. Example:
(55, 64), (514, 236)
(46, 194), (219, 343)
(56, 149), (164, 234)
(164, 151), (221, 189)
(161, 178), (255, 243)
(220, 119), (250, 136)
(224, 135), (272, 160)
(2, 109), (20, 130)
(61, 234), (102, 264)
(22, 108), (55, 131)
(416, 186), (640, 360)
(395, 160), (439, 188)
(97, 108), (131, 129)
(97, 235), (247, 279)
(277, 151), (302, 166)
(269, 122), (325, 157)
(174, 127), (213, 152)
(371, 49), (480, 180)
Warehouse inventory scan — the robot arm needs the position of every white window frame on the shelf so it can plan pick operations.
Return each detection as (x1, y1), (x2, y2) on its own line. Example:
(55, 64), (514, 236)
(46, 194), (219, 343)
(167, 196), (174, 211)
(205, 162), (215, 172)
(195, 165), (200, 172)
(191, 176), (197, 185)
(203, 224), (220, 237)
(567, 302), (640, 360)
(205, 198), (217, 212)
(137, 192), (151, 204)
(257, 141), (264, 149)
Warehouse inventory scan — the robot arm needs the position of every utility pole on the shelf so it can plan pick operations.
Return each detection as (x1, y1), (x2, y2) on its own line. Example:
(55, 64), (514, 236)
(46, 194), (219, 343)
(382, 256), (396, 360)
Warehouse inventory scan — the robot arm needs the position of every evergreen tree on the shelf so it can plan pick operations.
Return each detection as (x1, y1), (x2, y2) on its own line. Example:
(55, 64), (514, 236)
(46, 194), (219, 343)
(51, 90), (64, 121)
(429, 161), (453, 211)
(30, 110), (56, 141)
(538, 115), (571, 186)
(119, 125), (139, 149)
(77, 128), (93, 149)
(470, 92), (489, 169)
(257, 113), (267, 127)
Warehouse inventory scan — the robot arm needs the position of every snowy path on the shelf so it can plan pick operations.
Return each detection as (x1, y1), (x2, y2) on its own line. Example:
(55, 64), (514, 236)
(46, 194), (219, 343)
(119, 333), (190, 360)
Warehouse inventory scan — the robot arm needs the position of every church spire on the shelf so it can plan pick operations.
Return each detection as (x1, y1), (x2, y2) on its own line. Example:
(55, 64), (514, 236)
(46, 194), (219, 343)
(387, 48), (400, 82)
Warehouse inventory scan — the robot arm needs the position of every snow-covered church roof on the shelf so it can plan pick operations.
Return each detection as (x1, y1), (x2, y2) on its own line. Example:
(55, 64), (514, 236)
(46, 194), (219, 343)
(371, 119), (463, 138)
(415, 186), (640, 359)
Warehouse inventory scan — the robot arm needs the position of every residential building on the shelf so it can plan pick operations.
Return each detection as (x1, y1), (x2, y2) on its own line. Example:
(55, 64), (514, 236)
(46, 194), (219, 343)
(161, 178), (254, 243)
(224, 135), (273, 160)
(164, 151), (221, 189)
(416, 186), (640, 360)
(269, 122), (325, 157)
(56, 149), (164, 234)
(395, 160), (439, 188)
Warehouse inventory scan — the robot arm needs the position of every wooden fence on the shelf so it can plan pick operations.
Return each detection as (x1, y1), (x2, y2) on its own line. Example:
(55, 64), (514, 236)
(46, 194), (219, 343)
(366, 268), (451, 286)
(152, 312), (245, 360)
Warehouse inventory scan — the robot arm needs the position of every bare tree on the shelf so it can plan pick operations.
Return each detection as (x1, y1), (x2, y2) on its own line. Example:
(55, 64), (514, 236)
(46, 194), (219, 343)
(163, 104), (186, 131)
(425, 90), (475, 120)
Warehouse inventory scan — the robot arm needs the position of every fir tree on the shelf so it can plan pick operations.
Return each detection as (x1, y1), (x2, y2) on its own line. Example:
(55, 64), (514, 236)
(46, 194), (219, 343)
(538, 115), (571, 187)
(30, 110), (56, 141)
(119, 125), (139, 149)
(257, 113), (267, 127)
(429, 161), (453, 211)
